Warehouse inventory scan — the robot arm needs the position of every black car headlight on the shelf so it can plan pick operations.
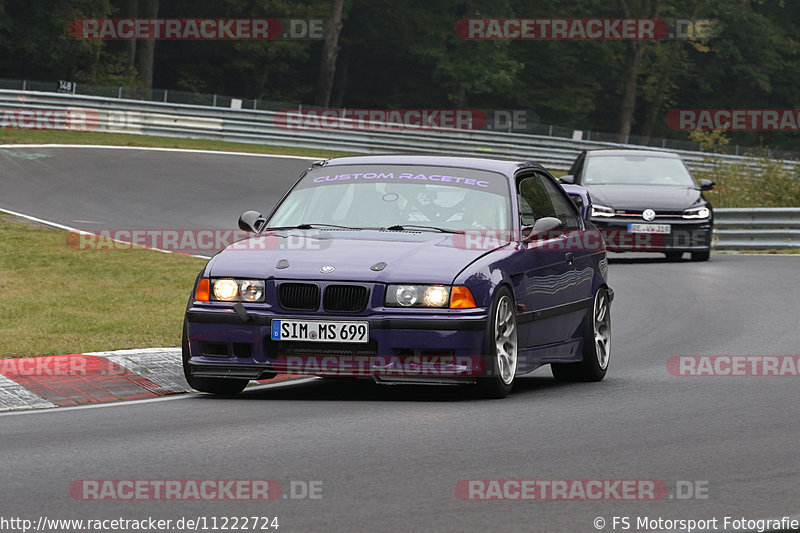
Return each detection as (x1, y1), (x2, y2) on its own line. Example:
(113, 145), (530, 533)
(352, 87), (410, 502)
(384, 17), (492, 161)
(202, 278), (266, 302)
(682, 206), (711, 219)
(386, 284), (450, 307)
(591, 204), (615, 217)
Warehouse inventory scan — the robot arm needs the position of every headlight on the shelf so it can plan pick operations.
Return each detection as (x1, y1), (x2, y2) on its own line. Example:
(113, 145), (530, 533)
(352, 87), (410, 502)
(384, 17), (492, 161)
(240, 280), (265, 302)
(385, 284), (476, 309)
(423, 285), (449, 307)
(591, 204), (615, 218)
(682, 206), (710, 219)
(201, 278), (266, 302)
(213, 279), (239, 301)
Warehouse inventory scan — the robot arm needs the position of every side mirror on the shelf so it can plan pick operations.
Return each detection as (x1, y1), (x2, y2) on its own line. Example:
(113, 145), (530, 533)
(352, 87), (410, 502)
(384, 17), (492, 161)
(524, 217), (564, 240)
(699, 179), (715, 191)
(559, 174), (575, 184)
(238, 210), (266, 233)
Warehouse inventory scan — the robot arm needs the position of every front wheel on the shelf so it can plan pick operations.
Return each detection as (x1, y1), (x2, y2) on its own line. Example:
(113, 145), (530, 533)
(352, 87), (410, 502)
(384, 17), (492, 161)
(552, 287), (611, 382)
(475, 287), (518, 399)
(691, 250), (710, 262)
(182, 319), (248, 396)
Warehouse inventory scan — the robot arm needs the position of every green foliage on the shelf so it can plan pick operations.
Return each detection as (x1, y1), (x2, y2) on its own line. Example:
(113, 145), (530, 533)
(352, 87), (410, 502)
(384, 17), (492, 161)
(1, 0), (800, 156)
(694, 156), (800, 208)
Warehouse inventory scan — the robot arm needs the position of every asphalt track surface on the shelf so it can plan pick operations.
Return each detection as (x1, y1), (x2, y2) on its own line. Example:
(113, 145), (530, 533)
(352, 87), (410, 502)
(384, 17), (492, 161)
(1, 146), (799, 532)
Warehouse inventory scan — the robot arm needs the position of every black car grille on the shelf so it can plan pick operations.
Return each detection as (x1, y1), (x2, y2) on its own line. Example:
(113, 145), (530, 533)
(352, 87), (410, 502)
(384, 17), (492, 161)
(613, 210), (685, 219)
(278, 283), (320, 311)
(277, 283), (370, 312)
(324, 285), (369, 313)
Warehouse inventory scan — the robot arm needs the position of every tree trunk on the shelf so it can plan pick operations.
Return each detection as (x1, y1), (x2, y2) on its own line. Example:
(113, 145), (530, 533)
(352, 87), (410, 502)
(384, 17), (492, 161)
(137, 0), (158, 89)
(639, 41), (681, 144)
(125, 0), (138, 70)
(314, 0), (345, 107)
(616, 0), (659, 143)
(617, 43), (645, 143)
(330, 44), (350, 107)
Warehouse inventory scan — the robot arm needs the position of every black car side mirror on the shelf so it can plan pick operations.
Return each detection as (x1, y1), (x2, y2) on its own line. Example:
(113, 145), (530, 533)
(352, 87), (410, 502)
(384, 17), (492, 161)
(699, 179), (715, 191)
(559, 174), (575, 184)
(524, 217), (565, 241)
(238, 210), (266, 233)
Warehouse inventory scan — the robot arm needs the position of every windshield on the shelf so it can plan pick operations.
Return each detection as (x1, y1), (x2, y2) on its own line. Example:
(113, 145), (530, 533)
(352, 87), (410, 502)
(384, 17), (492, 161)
(268, 165), (511, 232)
(584, 155), (697, 187)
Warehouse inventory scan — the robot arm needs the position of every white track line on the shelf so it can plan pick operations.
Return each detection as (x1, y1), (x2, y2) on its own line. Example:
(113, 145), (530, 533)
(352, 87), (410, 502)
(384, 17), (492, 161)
(0, 206), (212, 258)
(0, 377), (319, 417)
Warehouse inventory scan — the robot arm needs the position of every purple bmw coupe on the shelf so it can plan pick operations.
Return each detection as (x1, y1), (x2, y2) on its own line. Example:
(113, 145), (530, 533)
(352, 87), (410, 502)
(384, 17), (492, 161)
(183, 155), (612, 398)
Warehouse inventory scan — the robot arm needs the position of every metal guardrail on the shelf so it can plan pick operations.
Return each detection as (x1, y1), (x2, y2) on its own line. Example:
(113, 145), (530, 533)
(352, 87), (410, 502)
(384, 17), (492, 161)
(2, 91), (799, 249)
(714, 208), (800, 250)
(2, 89), (799, 173)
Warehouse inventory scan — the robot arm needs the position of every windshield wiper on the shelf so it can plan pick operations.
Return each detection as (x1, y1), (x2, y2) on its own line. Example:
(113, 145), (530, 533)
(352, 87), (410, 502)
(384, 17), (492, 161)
(264, 223), (369, 231)
(385, 224), (463, 234)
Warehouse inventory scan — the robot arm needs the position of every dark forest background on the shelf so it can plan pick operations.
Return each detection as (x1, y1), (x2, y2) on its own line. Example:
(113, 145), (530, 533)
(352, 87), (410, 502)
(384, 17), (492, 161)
(1, 0), (799, 150)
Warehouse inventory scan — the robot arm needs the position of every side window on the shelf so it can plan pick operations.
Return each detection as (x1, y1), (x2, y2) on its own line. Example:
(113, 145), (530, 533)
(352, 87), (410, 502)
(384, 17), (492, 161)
(540, 175), (580, 230)
(518, 175), (557, 227)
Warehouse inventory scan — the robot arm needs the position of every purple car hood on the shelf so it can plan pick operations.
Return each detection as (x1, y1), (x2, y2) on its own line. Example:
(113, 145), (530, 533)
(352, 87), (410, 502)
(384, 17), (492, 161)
(205, 231), (507, 284)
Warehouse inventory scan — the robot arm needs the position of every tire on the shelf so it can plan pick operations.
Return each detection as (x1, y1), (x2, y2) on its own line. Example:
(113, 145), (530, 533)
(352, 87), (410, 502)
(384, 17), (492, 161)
(551, 287), (611, 382)
(182, 319), (248, 396)
(691, 250), (710, 262)
(475, 287), (518, 399)
(664, 251), (683, 261)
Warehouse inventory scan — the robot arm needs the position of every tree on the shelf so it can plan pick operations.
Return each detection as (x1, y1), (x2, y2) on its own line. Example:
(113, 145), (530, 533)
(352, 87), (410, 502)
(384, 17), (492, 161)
(314, 0), (345, 107)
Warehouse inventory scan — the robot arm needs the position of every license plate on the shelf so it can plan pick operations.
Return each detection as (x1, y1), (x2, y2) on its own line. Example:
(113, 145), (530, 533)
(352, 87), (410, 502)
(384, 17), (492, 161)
(628, 223), (671, 234)
(271, 319), (369, 343)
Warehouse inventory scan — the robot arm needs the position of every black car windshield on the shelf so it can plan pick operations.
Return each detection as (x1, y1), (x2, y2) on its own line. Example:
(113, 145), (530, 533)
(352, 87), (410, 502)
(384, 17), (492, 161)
(583, 155), (697, 187)
(268, 165), (511, 232)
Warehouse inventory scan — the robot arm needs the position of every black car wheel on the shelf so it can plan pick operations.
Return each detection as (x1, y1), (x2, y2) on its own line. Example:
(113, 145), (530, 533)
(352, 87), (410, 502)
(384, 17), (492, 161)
(552, 287), (611, 382)
(475, 287), (518, 399)
(182, 319), (248, 396)
(664, 251), (683, 261)
(691, 250), (710, 262)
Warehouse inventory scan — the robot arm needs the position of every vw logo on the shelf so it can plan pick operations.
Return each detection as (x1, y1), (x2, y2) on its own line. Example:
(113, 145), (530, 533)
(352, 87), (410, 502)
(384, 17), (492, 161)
(320, 265), (335, 273)
(642, 209), (656, 221)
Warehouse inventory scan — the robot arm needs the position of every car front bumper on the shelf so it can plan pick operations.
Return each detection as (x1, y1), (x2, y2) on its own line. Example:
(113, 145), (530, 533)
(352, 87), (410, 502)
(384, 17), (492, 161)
(185, 306), (489, 382)
(589, 218), (712, 252)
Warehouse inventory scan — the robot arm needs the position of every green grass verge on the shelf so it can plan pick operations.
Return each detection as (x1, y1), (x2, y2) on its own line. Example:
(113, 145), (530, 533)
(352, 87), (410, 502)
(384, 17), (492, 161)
(0, 129), (353, 158)
(0, 214), (206, 358)
(734, 249), (800, 254)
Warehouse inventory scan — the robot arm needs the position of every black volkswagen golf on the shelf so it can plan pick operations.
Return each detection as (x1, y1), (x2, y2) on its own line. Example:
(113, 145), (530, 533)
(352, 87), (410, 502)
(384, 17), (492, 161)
(562, 149), (714, 261)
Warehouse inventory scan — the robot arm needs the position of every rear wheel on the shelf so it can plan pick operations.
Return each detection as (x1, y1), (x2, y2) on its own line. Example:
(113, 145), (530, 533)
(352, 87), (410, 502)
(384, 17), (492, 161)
(182, 319), (248, 396)
(691, 250), (710, 262)
(475, 287), (518, 399)
(664, 251), (683, 261)
(552, 287), (611, 382)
